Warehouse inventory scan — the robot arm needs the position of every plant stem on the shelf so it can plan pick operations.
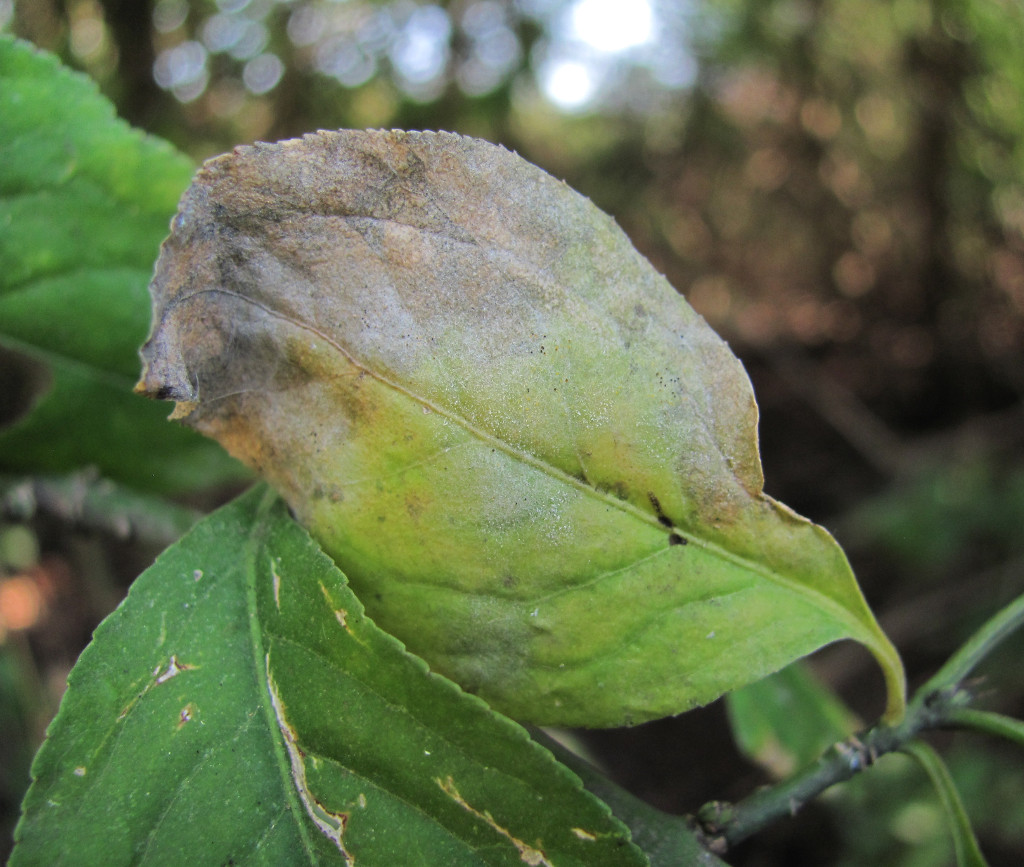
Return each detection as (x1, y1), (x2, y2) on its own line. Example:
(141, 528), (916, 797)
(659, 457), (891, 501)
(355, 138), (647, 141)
(697, 697), (940, 850)
(698, 590), (1024, 853)
(0, 470), (202, 548)
(911, 592), (1024, 704)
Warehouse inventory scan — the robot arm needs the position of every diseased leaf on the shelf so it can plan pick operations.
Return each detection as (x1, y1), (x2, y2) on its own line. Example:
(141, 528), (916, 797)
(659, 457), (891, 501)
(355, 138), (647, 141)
(0, 36), (246, 493)
(136, 129), (905, 727)
(13, 486), (644, 866)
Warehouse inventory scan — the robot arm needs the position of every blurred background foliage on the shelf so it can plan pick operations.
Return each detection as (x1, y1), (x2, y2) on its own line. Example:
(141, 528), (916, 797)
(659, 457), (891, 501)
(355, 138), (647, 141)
(2, 0), (1023, 864)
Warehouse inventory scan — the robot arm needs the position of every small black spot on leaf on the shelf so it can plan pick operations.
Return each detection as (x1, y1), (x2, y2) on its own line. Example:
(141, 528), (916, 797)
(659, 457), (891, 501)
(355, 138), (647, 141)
(647, 491), (674, 527)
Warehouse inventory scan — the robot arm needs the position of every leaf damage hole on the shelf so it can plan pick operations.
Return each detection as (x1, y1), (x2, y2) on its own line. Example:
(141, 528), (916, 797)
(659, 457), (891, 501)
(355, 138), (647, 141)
(266, 658), (354, 864)
(435, 775), (553, 867)
(116, 655), (198, 722)
(270, 558), (282, 610)
(177, 702), (197, 729)
(154, 655), (196, 685)
(570, 827), (597, 841)
(319, 581), (363, 640)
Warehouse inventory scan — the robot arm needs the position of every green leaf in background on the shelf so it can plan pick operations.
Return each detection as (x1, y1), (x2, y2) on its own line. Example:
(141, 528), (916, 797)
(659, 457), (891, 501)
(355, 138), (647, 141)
(13, 486), (645, 866)
(725, 662), (860, 778)
(137, 129), (905, 726)
(901, 741), (990, 867)
(0, 36), (246, 493)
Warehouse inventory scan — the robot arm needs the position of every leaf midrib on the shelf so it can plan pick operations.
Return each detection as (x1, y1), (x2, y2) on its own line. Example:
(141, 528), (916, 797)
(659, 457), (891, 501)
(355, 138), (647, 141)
(190, 287), (878, 648)
(244, 489), (325, 862)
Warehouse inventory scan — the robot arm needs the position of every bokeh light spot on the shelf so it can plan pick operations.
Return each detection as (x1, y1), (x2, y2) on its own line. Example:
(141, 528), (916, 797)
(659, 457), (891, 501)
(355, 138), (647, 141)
(153, 0), (189, 34)
(543, 59), (597, 110)
(154, 40), (210, 102)
(0, 575), (44, 633)
(243, 52), (284, 94)
(569, 0), (653, 54)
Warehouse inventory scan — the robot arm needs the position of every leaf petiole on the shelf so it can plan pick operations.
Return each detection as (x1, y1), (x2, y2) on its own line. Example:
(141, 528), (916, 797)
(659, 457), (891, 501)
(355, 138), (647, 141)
(910, 591), (1024, 712)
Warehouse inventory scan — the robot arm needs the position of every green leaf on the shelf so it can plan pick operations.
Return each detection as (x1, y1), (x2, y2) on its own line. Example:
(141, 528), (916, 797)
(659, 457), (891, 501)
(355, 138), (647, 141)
(901, 741), (990, 867)
(136, 129), (904, 727)
(13, 485), (645, 866)
(530, 729), (728, 867)
(725, 662), (860, 778)
(0, 36), (246, 493)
